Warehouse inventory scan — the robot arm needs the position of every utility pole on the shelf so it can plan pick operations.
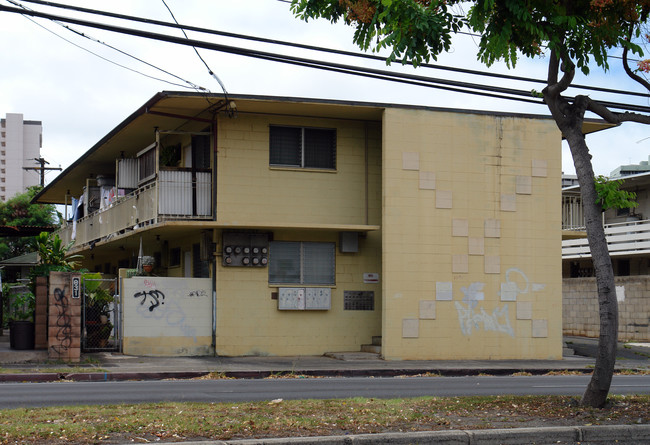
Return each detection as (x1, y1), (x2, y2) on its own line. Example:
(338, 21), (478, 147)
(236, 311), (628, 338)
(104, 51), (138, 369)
(23, 157), (62, 187)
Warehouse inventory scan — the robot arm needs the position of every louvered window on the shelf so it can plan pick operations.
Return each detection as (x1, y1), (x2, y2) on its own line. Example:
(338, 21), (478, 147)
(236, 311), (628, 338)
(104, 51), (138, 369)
(269, 242), (335, 285)
(269, 126), (336, 169)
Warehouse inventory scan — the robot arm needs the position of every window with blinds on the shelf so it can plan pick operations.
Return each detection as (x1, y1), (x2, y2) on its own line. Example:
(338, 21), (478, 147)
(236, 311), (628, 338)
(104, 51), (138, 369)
(269, 241), (335, 285)
(269, 125), (336, 169)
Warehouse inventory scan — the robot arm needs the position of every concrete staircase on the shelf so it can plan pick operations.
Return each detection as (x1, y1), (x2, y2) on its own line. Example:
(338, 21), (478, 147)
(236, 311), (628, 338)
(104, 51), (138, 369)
(361, 336), (381, 355)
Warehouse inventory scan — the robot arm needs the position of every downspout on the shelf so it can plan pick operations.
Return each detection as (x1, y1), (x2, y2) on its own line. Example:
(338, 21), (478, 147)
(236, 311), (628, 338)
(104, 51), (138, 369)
(365, 123), (369, 226)
(211, 118), (218, 355)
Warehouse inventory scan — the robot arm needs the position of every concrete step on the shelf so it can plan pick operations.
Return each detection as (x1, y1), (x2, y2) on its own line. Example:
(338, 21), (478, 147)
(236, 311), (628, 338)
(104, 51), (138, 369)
(324, 351), (381, 361)
(360, 344), (381, 354)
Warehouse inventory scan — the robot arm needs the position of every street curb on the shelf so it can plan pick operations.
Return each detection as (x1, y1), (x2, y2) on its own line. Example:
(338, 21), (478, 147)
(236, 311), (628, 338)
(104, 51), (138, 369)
(164, 424), (650, 444)
(134, 425), (650, 445)
(0, 367), (596, 383)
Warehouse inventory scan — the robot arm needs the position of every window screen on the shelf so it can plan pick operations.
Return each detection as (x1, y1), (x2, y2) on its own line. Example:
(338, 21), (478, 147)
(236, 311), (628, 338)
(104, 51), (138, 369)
(138, 147), (156, 183)
(269, 241), (335, 285)
(269, 125), (336, 169)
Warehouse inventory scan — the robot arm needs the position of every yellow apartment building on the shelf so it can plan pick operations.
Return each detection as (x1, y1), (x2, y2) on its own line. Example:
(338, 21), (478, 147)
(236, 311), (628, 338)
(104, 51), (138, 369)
(35, 92), (564, 360)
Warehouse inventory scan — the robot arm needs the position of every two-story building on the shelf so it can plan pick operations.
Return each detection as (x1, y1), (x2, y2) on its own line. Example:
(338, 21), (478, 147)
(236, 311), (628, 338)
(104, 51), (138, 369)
(35, 91), (566, 360)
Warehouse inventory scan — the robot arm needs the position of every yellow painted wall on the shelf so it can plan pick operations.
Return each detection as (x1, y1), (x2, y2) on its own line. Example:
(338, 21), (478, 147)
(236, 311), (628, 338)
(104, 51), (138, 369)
(214, 229), (382, 356)
(213, 113), (383, 356)
(381, 108), (562, 360)
(216, 115), (381, 226)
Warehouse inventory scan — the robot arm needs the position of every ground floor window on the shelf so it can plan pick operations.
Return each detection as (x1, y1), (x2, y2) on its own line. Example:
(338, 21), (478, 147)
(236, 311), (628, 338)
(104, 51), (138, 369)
(269, 241), (335, 285)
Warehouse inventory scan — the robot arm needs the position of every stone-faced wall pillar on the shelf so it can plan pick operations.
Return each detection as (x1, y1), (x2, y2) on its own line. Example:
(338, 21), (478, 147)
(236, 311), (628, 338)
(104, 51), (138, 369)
(48, 271), (82, 362)
(34, 276), (48, 349)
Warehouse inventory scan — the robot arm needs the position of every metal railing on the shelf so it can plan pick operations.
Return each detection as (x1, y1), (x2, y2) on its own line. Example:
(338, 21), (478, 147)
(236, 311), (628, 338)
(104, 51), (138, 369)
(562, 218), (650, 259)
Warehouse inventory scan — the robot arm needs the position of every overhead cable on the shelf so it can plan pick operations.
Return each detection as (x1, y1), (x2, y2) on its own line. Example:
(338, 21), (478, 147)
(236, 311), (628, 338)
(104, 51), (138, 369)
(160, 0), (229, 97)
(2, 4), (649, 113)
(5, 0), (206, 91)
(16, 0), (650, 99)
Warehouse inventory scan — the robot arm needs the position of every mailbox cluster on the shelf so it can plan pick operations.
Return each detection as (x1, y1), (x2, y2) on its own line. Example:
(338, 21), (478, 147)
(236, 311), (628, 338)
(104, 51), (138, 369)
(222, 232), (269, 267)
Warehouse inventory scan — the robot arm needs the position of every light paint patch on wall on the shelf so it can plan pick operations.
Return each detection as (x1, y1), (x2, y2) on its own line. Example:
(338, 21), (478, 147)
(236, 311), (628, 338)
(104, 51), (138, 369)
(419, 171), (436, 190)
(452, 218), (469, 237)
(616, 285), (625, 302)
(436, 190), (453, 209)
(500, 194), (516, 212)
(485, 256), (501, 274)
(436, 282), (453, 300)
(485, 219), (501, 238)
(402, 152), (420, 170)
(461, 282), (485, 308)
(532, 283), (546, 292)
(516, 176), (532, 195)
(532, 319), (548, 338)
(402, 318), (419, 338)
(452, 254), (469, 273)
(505, 268), (530, 295)
(500, 282), (518, 301)
(468, 237), (485, 255)
(532, 159), (548, 177)
(516, 301), (533, 320)
(419, 300), (436, 319)
(455, 301), (514, 337)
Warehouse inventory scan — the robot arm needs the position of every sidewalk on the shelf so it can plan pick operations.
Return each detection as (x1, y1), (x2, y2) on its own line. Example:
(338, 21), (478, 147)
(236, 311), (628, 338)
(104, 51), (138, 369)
(0, 335), (649, 382)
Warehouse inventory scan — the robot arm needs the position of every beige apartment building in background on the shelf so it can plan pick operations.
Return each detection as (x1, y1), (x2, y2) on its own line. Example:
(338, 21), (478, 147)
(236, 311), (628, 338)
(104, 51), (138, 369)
(0, 113), (42, 201)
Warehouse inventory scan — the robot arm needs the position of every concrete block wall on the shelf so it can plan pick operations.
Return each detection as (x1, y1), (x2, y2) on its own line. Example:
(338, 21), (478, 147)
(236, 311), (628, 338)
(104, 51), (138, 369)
(48, 271), (81, 362)
(381, 109), (563, 360)
(563, 276), (650, 341)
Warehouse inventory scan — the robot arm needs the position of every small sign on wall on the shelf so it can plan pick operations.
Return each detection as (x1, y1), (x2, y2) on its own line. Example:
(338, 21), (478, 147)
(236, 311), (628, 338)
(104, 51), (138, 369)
(71, 276), (81, 299)
(363, 273), (379, 284)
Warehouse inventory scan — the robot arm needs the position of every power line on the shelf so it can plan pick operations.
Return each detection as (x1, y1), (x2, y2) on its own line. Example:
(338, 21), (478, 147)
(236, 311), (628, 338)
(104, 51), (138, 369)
(160, 0), (228, 96)
(16, 0), (650, 100)
(5, 0), (206, 91)
(2, 3), (649, 113)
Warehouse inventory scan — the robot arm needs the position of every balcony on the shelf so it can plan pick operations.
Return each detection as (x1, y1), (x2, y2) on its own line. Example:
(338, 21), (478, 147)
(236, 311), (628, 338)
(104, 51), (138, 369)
(562, 218), (650, 259)
(57, 169), (211, 250)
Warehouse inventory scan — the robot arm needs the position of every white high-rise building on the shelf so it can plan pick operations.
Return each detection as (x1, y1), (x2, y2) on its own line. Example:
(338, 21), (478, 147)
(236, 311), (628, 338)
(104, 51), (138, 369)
(0, 113), (42, 201)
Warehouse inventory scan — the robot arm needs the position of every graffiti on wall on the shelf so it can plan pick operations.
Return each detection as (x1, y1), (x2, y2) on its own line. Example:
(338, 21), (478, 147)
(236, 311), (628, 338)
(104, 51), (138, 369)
(455, 301), (514, 336)
(452, 268), (538, 338)
(127, 278), (211, 342)
(51, 287), (72, 353)
(134, 289), (165, 312)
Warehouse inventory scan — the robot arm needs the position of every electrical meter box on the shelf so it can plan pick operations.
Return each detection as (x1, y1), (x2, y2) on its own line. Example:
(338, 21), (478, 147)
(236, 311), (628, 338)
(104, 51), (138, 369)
(222, 232), (269, 267)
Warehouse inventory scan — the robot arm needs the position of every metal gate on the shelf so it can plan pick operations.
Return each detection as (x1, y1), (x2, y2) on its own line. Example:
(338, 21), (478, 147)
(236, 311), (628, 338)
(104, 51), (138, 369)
(81, 276), (121, 352)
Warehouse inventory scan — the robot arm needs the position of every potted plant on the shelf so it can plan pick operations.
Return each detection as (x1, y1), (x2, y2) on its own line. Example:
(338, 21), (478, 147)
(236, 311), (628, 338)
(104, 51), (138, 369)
(142, 256), (155, 274)
(8, 289), (35, 350)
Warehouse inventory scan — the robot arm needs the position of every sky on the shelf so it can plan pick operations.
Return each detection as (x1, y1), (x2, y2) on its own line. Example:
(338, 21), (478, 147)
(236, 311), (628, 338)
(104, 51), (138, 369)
(1, 0), (650, 186)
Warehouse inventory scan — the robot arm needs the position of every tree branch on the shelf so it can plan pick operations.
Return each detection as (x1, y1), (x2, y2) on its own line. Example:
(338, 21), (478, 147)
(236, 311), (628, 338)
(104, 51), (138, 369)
(622, 26), (650, 91)
(585, 97), (650, 124)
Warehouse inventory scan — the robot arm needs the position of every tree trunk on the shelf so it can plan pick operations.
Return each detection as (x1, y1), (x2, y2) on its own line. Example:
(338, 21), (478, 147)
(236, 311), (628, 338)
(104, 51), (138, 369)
(562, 124), (618, 408)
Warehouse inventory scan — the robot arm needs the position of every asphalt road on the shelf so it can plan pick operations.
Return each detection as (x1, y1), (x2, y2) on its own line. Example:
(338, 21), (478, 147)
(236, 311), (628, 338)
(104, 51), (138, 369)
(2, 374), (650, 408)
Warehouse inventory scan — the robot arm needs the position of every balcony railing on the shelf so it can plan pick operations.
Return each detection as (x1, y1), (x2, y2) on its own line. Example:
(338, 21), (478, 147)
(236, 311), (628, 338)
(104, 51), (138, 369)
(562, 218), (650, 259)
(57, 170), (211, 249)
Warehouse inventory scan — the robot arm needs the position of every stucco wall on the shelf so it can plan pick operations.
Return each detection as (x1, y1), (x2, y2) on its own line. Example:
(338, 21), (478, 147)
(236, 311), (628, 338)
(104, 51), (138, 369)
(381, 108), (563, 360)
(213, 113), (383, 357)
(122, 276), (212, 356)
(563, 276), (650, 341)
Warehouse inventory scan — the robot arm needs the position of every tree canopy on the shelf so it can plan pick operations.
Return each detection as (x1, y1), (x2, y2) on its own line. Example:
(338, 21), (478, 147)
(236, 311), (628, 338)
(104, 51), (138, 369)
(0, 186), (59, 261)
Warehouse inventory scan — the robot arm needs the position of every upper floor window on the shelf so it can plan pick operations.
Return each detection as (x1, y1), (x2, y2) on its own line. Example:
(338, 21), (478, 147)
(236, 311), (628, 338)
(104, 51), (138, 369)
(269, 126), (336, 170)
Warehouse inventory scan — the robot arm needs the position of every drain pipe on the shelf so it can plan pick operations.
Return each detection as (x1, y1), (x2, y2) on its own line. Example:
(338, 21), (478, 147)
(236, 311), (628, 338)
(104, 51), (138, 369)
(211, 118), (219, 355)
